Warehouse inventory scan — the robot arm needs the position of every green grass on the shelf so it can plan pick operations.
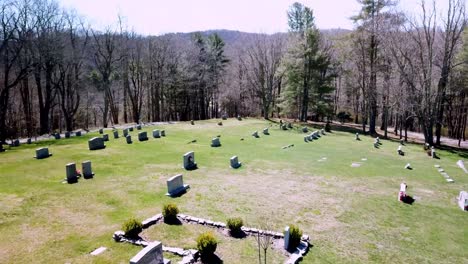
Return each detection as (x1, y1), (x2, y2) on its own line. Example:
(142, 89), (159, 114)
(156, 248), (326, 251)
(0, 118), (467, 263)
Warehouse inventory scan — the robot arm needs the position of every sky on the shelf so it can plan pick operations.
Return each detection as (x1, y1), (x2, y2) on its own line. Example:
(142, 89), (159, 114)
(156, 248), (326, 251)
(58, 0), (453, 35)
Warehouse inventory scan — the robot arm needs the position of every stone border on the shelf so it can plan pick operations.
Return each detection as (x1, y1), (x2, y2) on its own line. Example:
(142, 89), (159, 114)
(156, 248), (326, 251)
(114, 213), (311, 264)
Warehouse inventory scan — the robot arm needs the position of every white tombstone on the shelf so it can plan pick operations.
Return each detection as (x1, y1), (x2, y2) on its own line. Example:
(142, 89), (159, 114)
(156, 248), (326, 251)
(230, 156), (242, 169)
(284, 226), (290, 250)
(161, 130), (165, 137)
(458, 191), (468, 211)
(252, 131), (259, 138)
(138, 131), (148, 141)
(103, 134), (109, 141)
(398, 182), (407, 201)
(355, 133), (360, 140)
(431, 147), (436, 158)
(263, 128), (269, 135)
(183, 151), (197, 170)
(113, 130), (119, 139)
(166, 174), (189, 197)
(152, 130), (161, 138)
(126, 135), (132, 144)
(405, 163), (411, 169)
(129, 241), (170, 264)
(211, 137), (221, 147)
(35, 147), (52, 159)
(398, 145), (404, 155)
(88, 137), (105, 150)
(376, 137), (380, 143)
(66, 163), (78, 184)
(82, 161), (94, 179)
(457, 160), (468, 173)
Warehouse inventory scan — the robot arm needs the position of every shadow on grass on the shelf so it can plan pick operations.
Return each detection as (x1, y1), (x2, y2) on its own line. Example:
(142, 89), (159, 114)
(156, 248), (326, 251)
(164, 217), (182, 226)
(229, 230), (247, 239)
(402, 195), (415, 205)
(200, 253), (223, 264)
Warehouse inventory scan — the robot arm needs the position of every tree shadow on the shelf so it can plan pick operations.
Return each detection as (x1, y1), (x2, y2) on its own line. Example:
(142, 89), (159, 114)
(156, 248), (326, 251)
(164, 217), (182, 226)
(229, 230), (247, 239)
(200, 253), (223, 264)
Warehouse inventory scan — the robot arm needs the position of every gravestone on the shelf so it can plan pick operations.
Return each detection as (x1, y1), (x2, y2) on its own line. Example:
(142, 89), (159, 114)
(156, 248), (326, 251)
(88, 137), (106, 150)
(263, 128), (269, 135)
(166, 174), (190, 197)
(376, 137), (380, 144)
(405, 163), (412, 169)
(321, 129), (325, 135)
(302, 127), (308, 133)
(457, 160), (468, 173)
(82, 161), (94, 179)
(284, 226), (290, 250)
(458, 191), (468, 211)
(103, 134), (109, 141)
(400, 139), (404, 145)
(218, 121), (223, 126)
(126, 135), (132, 144)
(355, 133), (360, 140)
(129, 127), (134, 132)
(123, 128), (129, 137)
(190, 120), (195, 125)
(54, 133), (61, 140)
(287, 123), (293, 129)
(113, 130), (119, 139)
(137, 124), (142, 130)
(76, 131), (82, 137)
(222, 115), (227, 120)
(152, 130), (161, 138)
(252, 131), (259, 138)
(398, 182), (407, 201)
(211, 137), (221, 147)
(138, 131), (148, 141)
(66, 163), (79, 184)
(431, 147), (436, 158)
(65, 131), (71, 138)
(27, 138), (32, 144)
(183, 151), (197, 170)
(13, 139), (20, 146)
(281, 124), (288, 130)
(237, 115), (242, 121)
(398, 146), (404, 156)
(161, 130), (165, 137)
(374, 142), (379, 148)
(35, 147), (52, 159)
(230, 156), (242, 169)
(312, 131), (319, 140)
(129, 241), (171, 264)
(304, 136), (309, 142)
(99, 128), (103, 134)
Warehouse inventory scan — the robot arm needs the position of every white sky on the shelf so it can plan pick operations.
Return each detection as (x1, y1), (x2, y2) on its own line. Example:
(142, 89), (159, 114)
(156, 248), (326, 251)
(58, 0), (455, 35)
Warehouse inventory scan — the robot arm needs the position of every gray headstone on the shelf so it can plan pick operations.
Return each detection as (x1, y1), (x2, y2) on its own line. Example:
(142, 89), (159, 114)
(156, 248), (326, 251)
(190, 120), (194, 125)
(161, 130), (165, 137)
(152, 130), (161, 138)
(99, 128), (103, 134)
(458, 191), (468, 211)
(126, 135), (132, 144)
(457, 160), (468, 173)
(76, 131), (82, 137)
(123, 128), (129, 137)
(252, 131), (259, 138)
(302, 127), (308, 133)
(54, 133), (61, 140)
(66, 163), (78, 184)
(137, 124), (142, 130)
(88, 137), (106, 150)
(263, 128), (269, 135)
(321, 129), (325, 135)
(211, 137), (221, 147)
(218, 121), (223, 126)
(287, 123), (293, 129)
(138, 131), (148, 141)
(281, 124), (288, 130)
(237, 115), (242, 121)
(113, 130), (119, 139)
(284, 226), (290, 250)
(222, 115), (227, 120)
(82, 161), (94, 179)
(103, 134), (109, 141)
(27, 138), (32, 144)
(129, 127), (134, 132)
(129, 241), (170, 264)
(65, 131), (71, 138)
(13, 139), (20, 146)
(230, 156), (241, 169)
(355, 133), (360, 140)
(35, 147), (52, 159)
(183, 151), (197, 170)
(166, 174), (189, 196)
(431, 147), (436, 158)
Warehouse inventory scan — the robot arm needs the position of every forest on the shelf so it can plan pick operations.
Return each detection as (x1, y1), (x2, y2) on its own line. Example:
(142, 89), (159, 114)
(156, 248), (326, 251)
(0, 0), (466, 147)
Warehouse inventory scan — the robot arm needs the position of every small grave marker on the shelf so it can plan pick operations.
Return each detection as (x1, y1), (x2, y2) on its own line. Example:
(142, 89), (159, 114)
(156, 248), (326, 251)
(230, 156), (242, 169)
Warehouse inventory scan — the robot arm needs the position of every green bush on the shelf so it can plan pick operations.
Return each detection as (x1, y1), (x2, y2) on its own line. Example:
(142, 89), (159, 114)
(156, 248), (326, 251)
(336, 111), (352, 123)
(226, 217), (243, 236)
(162, 203), (179, 222)
(288, 225), (303, 250)
(122, 218), (143, 238)
(196, 232), (218, 256)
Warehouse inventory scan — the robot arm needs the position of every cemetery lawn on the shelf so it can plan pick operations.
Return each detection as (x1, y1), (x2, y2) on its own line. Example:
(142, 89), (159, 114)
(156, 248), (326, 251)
(0, 118), (467, 263)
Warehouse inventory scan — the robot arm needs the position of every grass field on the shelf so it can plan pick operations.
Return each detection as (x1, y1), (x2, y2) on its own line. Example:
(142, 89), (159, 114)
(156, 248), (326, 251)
(0, 118), (467, 264)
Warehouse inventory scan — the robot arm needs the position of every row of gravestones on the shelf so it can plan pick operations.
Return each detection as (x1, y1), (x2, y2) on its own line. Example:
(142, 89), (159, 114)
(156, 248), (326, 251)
(2, 131), (84, 151)
(89, 129), (167, 150)
(304, 129), (325, 142)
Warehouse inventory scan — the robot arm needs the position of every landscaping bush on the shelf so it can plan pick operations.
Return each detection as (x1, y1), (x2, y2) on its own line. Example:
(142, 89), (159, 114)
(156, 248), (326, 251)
(196, 232), (218, 256)
(288, 225), (303, 250)
(162, 203), (179, 222)
(336, 111), (352, 123)
(226, 217), (243, 236)
(122, 218), (143, 238)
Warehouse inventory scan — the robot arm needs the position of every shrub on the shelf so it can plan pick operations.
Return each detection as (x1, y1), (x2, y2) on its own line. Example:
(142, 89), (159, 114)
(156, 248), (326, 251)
(196, 232), (218, 256)
(336, 111), (352, 123)
(162, 203), (179, 222)
(226, 217), (243, 236)
(288, 225), (303, 250)
(122, 218), (143, 238)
